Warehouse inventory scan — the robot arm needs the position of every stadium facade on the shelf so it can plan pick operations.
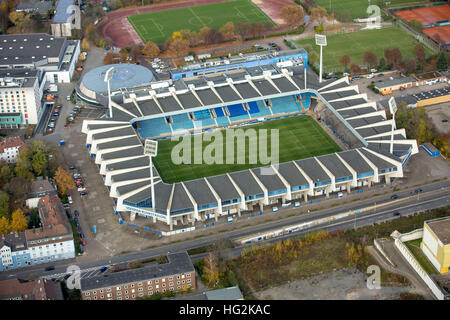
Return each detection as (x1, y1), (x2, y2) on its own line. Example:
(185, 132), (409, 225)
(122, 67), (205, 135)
(82, 51), (418, 232)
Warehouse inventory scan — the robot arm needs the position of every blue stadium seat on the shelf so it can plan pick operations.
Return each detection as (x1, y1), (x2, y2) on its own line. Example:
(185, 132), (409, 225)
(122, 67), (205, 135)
(216, 116), (230, 126)
(270, 96), (301, 114)
(172, 113), (194, 131)
(194, 109), (211, 120)
(194, 117), (216, 128)
(248, 101), (271, 118)
(214, 107), (225, 117)
(138, 118), (171, 138)
(227, 104), (247, 117)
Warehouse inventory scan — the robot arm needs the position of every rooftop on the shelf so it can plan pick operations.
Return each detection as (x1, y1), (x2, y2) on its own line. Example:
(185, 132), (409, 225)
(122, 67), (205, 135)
(426, 216), (450, 244)
(0, 278), (63, 300)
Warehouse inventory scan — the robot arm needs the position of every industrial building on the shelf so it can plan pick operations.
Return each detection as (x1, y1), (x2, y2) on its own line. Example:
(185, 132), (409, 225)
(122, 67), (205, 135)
(421, 216), (450, 274)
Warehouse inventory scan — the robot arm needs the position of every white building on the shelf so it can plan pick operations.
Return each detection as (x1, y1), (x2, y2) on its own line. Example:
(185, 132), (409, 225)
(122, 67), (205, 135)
(51, 0), (81, 38)
(0, 136), (25, 163)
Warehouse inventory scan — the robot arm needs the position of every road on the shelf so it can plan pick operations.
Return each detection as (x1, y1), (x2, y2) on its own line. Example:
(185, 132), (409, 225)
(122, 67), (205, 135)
(1, 179), (448, 283)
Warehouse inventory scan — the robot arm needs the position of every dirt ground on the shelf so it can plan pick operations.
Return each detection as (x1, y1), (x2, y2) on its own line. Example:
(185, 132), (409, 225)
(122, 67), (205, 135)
(255, 268), (419, 300)
(427, 103), (450, 135)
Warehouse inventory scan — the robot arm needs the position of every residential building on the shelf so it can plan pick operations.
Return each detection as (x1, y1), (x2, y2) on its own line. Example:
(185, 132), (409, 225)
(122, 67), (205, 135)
(0, 136), (24, 163)
(421, 216), (450, 274)
(80, 252), (196, 300)
(0, 195), (75, 271)
(51, 0), (81, 38)
(374, 76), (417, 94)
(0, 277), (63, 300)
(26, 177), (58, 208)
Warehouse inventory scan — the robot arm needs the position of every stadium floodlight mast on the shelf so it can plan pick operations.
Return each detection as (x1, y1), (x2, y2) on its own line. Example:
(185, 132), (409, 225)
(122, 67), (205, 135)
(104, 67), (115, 118)
(315, 34), (327, 83)
(388, 97), (398, 154)
(144, 139), (158, 215)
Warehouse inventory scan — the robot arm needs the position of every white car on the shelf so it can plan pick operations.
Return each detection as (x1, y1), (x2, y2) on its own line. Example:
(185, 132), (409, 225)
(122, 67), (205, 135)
(77, 187), (86, 192)
(68, 195), (73, 204)
(272, 206), (279, 212)
(367, 73), (374, 79)
(294, 202), (300, 207)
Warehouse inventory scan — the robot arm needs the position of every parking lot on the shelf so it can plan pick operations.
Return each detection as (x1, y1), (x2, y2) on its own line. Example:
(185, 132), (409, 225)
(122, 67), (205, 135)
(427, 103), (450, 134)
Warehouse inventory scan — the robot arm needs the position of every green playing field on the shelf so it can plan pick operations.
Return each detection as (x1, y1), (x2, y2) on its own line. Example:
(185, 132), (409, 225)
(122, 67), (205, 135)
(127, 0), (275, 44)
(153, 116), (341, 183)
(314, 0), (429, 21)
(295, 27), (433, 73)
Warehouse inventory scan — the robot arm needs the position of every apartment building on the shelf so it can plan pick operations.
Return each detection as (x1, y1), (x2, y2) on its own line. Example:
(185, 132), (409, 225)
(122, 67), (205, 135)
(80, 252), (196, 300)
(0, 136), (25, 163)
(0, 277), (64, 300)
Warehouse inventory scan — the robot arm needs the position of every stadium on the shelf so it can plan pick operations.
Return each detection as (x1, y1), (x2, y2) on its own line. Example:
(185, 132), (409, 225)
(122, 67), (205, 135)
(81, 49), (418, 233)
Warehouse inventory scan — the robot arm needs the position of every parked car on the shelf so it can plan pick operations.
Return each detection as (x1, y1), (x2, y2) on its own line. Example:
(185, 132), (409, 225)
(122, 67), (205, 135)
(81, 239), (87, 246)
(80, 191), (88, 196)
(393, 211), (400, 216)
(68, 195), (73, 204)
(69, 165), (76, 170)
(45, 266), (55, 271)
(79, 232), (84, 239)
(63, 274), (71, 280)
(73, 173), (81, 178)
(100, 266), (108, 273)
(77, 186), (86, 192)
(74, 217), (78, 224)
(74, 210), (79, 217)
(66, 211), (72, 219)
(66, 95), (71, 101)
(442, 119), (448, 123)
(414, 188), (423, 193)
(75, 178), (82, 184)
(390, 194), (398, 200)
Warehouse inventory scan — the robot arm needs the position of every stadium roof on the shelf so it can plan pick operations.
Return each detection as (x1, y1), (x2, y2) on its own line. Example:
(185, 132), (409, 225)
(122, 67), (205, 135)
(82, 74), (417, 217)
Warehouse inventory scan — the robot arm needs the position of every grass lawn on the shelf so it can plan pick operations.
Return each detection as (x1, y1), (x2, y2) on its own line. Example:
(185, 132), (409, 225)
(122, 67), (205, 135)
(314, 0), (431, 21)
(153, 116), (341, 183)
(405, 238), (438, 275)
(296, 27), (433, 73)
(127, 0), (275, 44)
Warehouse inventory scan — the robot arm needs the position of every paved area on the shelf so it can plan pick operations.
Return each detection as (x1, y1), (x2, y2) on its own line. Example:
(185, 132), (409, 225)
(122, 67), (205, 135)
(255, 267), (419, 300)
(427, 103), (450, 135)
(370, 238), (435, 299)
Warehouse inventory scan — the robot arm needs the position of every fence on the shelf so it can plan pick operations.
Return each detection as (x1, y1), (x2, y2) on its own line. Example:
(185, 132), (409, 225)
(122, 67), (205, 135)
(373, 239), (395, 267)
(393, 235), (446, 300)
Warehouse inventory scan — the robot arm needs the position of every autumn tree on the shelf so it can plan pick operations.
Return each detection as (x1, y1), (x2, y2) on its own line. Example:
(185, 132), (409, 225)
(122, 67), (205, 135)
(219, 21), (235, 41)
(167, 38), (189, 56)
(402, 58), (417, 73)
(9, 11), (32, 32)
(103, 51), (114, 65)
(10, 208), (27, 232)
(350, 63), (361, 74)
(235, 21), (250, 40)
(280, 5), (305, 28)
(81, 38), (90, 51)
(54, 166), (75, 196)
(197, 26), (212, 44)
(363, 51), (378, 69)
(0, 2), (9, 33)
(142, 41), (160, 57)
(202, 253), (219, 287)
(204, 28), (223, 45)
(339, 55), (351, 69)
(310, 6), (328, 24)
(0, 216), (10, 235)
(413, 44), (426, 64)
(179, 29), (197, 46)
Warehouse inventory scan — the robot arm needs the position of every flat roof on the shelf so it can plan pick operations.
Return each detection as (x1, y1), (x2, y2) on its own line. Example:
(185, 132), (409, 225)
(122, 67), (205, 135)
(426, 216), (450, 244)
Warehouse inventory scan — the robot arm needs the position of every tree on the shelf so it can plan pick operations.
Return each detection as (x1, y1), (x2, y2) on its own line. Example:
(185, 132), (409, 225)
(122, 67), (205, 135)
(81, 38), (90, 51)
(416, 118), (431, 144)
(219, 21), (235, 41)
(235, 22), (250, 40)
(197, 26), (212, 44)
(0, 162), (12, 185)
(436, 52), (448, 70)
(0, 191), (9, 219)
(0, 216), (10, 235)
(0, 3), (9, 33)
(363, 51), (378, 69)
(350, 64), (361, 74)
(27, 209), (40, 229)
(379, 57), (386, 69)
(409, 19), (423, 31)
(339, 55), (351, 69)
(4, 177), (28, 205)
(204, 28), (223, 45)
(142, 41), (160, 58)
(8, 11), (31, 32)
(310, 6), (328, 24)
(167, 38), (189, 56)
(10, 208), (27, 232)
(413, 44), (426, 63)
(179, 29), (197, 46)
(202, 253), (219, 287)
(129, 45), (141, 61)
(54, 166), (75, 196)
(280, 5), (305, 28)
(391, 48), (403, 68)
(103, 51), (114, 65)
(403, 58), (417, 73)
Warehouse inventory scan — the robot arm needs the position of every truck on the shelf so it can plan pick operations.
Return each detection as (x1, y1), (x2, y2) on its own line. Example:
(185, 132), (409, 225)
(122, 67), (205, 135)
(48, 84), (58, 93)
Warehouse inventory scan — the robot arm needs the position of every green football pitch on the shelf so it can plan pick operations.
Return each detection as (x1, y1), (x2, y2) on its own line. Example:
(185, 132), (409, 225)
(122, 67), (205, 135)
(295, 27), (432, 73)
(127, 0), (275, 44)
(153, 116), (341, 183)
(313, 0), (428, 21)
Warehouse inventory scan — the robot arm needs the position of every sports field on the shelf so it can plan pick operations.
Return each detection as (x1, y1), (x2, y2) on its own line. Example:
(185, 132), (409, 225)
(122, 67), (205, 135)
(153, 116), (341, 183)
(127, 0), (275, 44)
(314, 0), (430, 21)
(295, 27), (432, 73)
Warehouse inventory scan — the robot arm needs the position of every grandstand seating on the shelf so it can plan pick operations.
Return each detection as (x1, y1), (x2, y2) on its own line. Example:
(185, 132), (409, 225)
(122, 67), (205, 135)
(194, 117), (216, 128)
(171, 113), (194, 131)
(247, 101), (271, 118)
(270, 95), (301, 114)
(227, 104), (247, 117)
(216, 116), (230, 126)
(214, 107), (225, 118)
(137, 118), (171, 138)
(194, 109), (211, 120)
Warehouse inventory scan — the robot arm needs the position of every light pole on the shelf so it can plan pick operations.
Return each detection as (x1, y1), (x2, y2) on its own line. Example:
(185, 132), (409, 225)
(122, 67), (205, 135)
(104, 67), (115, 118)
(315, 34), (327, 83)
(144, 139), (158, 217)
(388, 97), (397, 154)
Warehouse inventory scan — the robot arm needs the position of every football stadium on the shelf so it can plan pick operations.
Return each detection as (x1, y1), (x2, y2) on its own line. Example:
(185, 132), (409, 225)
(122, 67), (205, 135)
(81, 49), (418, 233)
